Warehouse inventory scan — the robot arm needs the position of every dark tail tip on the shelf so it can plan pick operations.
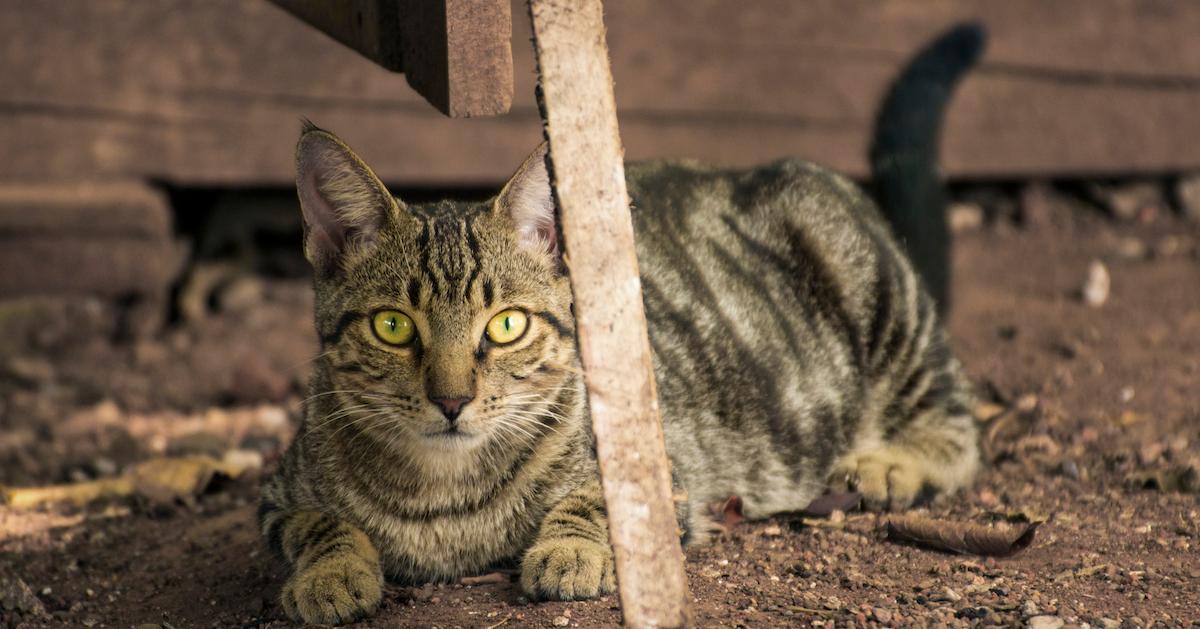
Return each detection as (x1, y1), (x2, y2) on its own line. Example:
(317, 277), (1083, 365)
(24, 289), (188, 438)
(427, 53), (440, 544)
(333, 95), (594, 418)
(871, 23), (988, 314)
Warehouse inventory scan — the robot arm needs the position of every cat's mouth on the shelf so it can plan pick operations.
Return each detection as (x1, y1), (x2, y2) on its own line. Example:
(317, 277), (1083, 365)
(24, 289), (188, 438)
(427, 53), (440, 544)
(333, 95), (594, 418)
(421, 427), (483, 449)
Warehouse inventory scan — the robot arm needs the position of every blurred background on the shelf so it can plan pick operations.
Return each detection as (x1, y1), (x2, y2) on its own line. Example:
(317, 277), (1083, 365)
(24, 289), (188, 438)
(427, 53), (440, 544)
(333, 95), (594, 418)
(1, 1), (1199, 626)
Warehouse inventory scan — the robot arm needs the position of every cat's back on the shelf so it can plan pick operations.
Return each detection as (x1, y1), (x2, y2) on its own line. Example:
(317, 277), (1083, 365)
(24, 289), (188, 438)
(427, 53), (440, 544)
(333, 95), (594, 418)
(625, 157), (901, 334)
(623, 157), (918, 518)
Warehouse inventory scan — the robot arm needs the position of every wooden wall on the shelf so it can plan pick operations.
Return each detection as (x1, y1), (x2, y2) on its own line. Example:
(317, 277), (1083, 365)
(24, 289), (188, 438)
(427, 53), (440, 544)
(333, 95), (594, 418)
(5, 0), (1200, 186)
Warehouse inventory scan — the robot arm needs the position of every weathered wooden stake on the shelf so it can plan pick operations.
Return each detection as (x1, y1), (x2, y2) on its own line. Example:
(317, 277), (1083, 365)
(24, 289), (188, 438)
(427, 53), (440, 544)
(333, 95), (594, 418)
(527, 1), (692, 627)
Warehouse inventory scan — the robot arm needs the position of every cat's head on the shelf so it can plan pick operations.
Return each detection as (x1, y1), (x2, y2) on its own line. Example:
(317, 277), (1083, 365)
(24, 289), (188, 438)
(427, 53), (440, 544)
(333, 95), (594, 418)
(295, 123), (578, 456)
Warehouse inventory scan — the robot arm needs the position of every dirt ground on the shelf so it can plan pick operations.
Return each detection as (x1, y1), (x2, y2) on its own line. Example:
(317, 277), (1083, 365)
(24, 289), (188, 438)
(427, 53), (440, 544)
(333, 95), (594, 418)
(2, 193), (1199, 628)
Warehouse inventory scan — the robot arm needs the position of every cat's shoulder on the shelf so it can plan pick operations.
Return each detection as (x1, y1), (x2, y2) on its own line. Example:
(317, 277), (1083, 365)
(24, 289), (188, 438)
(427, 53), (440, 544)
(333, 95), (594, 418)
(625, 157), (869, 221)
(626, 157), (859, 194)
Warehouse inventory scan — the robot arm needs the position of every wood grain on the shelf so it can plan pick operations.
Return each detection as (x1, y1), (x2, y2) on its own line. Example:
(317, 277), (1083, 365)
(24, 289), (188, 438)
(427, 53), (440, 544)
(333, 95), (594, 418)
(528, 0), (692, 626)
(267, 0), (513, 117)
(3, 0), (1200, 183)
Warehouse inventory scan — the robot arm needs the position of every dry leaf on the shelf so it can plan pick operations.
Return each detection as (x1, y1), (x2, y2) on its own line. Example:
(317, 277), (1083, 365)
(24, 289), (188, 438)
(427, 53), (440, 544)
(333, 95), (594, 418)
(707, 495), (744, 532)
(3, 454), (254, 510)
(801, 492), (862, 517)
(884, 515), (1041, 557)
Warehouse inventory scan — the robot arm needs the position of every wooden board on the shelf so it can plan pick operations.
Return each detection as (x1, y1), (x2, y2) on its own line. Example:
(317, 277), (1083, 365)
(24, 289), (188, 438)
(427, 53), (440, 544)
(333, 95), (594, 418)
(0, 182), (176, 334)
(3, 0), (1200, 185)
(528, 0), (691, 624)
(269, 0), (512, 117)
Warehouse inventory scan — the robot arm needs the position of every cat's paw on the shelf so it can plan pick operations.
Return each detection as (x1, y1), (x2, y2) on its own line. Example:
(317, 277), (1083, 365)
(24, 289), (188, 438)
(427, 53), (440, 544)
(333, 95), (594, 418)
(521, 537), (616, 600)
(281, 554), (383, 625)
(829, 447), (928, 512)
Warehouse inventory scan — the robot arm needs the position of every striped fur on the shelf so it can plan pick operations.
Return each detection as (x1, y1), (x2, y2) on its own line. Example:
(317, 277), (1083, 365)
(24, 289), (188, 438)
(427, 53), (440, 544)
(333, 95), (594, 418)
(262, 128), (978, 623)
(260, 136), (974, 624)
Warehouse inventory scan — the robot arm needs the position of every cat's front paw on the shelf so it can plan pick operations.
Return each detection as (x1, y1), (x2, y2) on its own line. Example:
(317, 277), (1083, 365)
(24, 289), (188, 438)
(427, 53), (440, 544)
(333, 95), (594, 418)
(281, 554), (383, 625)
(829, 448), (928, 512)
(521, 537), (616, 600)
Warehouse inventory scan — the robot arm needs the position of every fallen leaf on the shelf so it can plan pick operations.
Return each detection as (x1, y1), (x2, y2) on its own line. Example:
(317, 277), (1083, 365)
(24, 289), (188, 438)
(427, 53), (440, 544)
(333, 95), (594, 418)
(707, 495), (744, 532)
(884, 515), (1041, 557)
(3, 454), (254, 510)
(801, 492), (861, 517)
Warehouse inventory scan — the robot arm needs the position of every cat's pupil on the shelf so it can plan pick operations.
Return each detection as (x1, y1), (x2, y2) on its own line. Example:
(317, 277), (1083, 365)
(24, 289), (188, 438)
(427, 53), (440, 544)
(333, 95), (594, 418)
(386, 318), (396, 331)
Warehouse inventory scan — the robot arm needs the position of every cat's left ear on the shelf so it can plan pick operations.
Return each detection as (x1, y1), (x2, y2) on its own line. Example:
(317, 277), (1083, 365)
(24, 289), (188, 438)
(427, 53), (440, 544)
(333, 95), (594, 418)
(295, 123), (408, 276)
(495, 142), (559, 257)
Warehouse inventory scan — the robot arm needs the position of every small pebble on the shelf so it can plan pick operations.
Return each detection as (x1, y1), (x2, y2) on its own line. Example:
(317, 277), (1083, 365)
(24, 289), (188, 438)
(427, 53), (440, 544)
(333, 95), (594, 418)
(1027, 616), (1065, 629)
(1060, 460), (1081, 480)
(552, 615), (570, 626)
(949, 202), (985, 232)
(938, 587), (962, 603)
(1081, 260), (1110, 307)
(91, 456), (118, 477)
(1114, 236), (1147, 260)
(871, 607), (894, 624)
(1153, 235), (1186, 258)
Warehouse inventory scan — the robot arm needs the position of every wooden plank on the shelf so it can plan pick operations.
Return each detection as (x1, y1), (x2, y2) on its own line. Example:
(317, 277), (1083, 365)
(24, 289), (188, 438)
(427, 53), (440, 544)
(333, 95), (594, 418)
(442, 0), (513, 117)
(269, 0), (512, 117)
(0, 181), (177, 334)
(528, 1), (692, 626)
(3, 0), (1200, 183)
(269, 1), (405, 70)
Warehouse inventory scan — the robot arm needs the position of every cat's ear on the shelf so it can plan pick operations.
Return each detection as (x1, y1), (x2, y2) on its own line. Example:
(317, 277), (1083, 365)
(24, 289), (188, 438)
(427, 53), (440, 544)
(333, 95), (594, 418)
(495, 142), (558, 257)
(295, 122), (401, 275)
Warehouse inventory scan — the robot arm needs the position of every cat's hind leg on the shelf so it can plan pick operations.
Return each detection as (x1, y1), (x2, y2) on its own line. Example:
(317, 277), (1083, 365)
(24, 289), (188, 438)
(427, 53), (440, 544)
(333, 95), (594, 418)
(830, 405), (978, 512)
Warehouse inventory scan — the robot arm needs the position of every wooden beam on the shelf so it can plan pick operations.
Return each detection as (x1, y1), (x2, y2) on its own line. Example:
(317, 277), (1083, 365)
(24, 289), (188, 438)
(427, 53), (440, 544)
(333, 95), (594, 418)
(527, 1), (692, 627)
(8, 1), (1200, 183)
(269, 0), (512, 117)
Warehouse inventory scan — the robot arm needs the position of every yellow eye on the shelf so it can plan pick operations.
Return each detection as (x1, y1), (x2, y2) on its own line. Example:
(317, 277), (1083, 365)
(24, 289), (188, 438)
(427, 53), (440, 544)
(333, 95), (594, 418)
(371, 310), (416, 346)
(486, 309), (528, 345)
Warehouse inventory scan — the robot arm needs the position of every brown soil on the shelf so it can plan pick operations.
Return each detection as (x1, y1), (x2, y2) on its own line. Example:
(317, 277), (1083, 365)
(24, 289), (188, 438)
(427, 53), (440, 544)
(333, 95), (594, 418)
(2, 202), (1199, 628)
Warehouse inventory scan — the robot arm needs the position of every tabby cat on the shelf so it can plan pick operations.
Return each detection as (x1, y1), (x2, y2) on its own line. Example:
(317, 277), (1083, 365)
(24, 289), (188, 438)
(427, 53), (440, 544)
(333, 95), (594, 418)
(260, 26), (984, 625)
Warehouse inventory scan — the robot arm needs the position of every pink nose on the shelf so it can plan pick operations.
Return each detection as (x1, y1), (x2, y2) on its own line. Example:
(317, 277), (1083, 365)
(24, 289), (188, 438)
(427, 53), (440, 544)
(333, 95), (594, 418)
(430, 396), (472, 422)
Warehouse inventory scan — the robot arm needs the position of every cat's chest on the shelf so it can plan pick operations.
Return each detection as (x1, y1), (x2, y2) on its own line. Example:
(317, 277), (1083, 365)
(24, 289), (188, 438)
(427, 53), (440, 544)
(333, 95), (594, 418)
(340, 481), (551, 581)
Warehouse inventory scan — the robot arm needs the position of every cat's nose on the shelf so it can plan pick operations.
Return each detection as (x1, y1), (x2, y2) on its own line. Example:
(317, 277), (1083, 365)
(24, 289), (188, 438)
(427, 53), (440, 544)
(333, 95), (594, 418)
(430, 396), (472, 423)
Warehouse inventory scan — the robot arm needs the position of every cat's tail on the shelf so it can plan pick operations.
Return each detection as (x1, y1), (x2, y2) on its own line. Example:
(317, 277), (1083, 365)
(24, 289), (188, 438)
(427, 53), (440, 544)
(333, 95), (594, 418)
(870, 23), (987, 314)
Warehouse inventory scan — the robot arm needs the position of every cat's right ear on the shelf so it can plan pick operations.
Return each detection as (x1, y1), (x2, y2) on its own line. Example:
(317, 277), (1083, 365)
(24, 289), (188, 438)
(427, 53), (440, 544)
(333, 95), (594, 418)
(495, 142), (559, 258)
(295, 122), (403, 275)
